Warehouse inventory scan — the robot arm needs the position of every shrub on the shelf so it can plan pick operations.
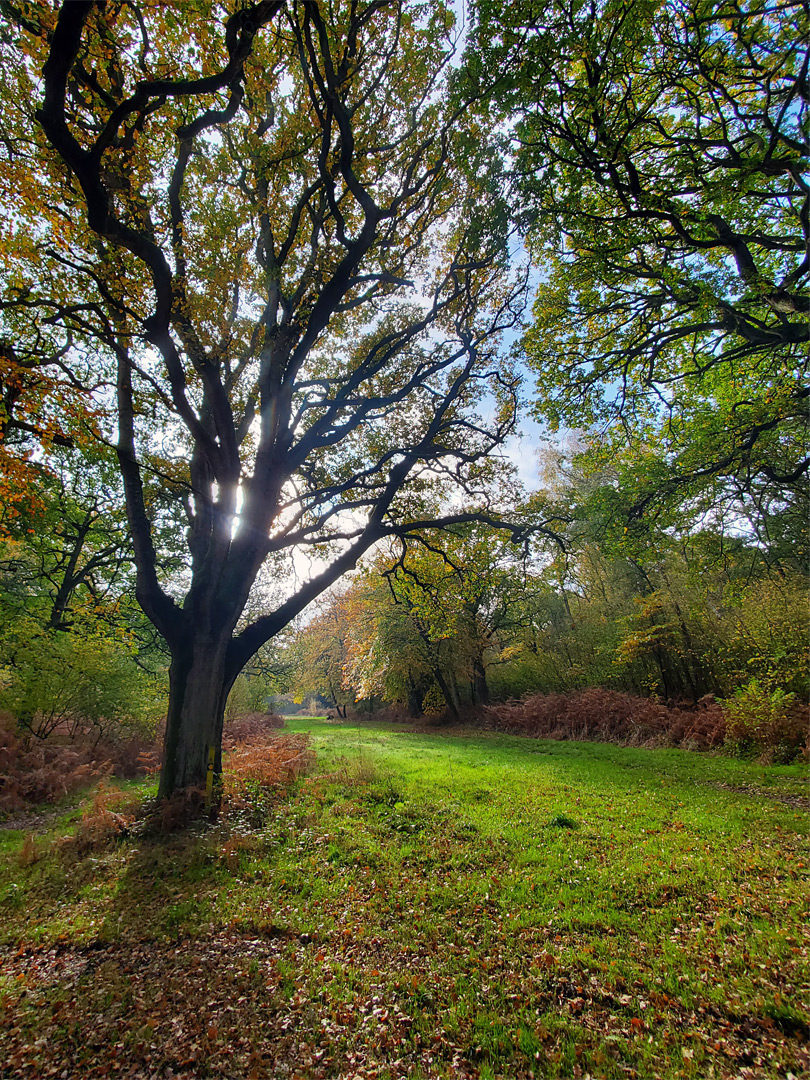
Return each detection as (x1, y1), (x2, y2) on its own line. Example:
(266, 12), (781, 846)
(0, 624), (165, 745)
(0, 713), (109, 814)
(480, 689), (727, 750)
(0, 711), (159, 816)
(140, 725), (310, 831)
(721, 681), (809, 762)
(222, 712), (285, 749)
(65, 783), (140, 855)
(222, 731), (314, 825)
(718, 575), (810, 698)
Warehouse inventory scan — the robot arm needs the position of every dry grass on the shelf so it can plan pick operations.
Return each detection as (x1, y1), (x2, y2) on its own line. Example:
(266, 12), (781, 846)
(222, 712), (285, 748)
(16, 834), (40, 869)
(477, 688), (809, 761)
(64, 782), (141, 855)
(0, 711), (290, 819)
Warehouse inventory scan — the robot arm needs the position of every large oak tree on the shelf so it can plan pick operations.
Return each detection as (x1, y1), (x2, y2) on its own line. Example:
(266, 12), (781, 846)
(471, 0), (809, 520)
(1, 0), (527, 796)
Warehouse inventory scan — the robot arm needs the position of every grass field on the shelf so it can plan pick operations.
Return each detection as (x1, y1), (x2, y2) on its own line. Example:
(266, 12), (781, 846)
(0, 718), (808, 1079)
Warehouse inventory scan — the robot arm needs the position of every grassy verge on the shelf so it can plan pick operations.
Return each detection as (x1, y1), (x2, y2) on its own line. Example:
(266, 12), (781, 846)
(0, 720), (807, 1079)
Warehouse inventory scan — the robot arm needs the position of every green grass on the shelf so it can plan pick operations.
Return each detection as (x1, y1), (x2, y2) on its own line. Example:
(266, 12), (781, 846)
(0, 720), (807, 1079)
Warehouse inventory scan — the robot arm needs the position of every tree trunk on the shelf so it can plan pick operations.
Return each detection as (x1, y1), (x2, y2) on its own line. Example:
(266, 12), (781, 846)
(406, 679), (423, 718)
(433, 667), (460, 719)
(472, 656), (490, 706)
(158, 634), (233, 800)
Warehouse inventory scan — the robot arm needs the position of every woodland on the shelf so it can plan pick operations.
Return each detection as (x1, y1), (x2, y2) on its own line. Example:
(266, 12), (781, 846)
(0, 0), (806, 794)
(0, 2), (807, 1078)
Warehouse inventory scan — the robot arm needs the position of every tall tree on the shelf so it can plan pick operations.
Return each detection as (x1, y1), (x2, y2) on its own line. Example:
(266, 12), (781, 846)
(471, 0), (809, 519)
(1, 1), (527, 797)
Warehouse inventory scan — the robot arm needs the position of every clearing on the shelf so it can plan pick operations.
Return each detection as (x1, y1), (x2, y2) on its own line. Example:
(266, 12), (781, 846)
(0, 719), (807, 1079)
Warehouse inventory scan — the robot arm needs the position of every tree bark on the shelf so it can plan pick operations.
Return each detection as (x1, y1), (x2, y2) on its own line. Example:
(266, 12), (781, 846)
(158, 633), (234, 799)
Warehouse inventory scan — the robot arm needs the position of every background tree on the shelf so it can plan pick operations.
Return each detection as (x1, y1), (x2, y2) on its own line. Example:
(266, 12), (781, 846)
(291, 589), (356, 717)
(0, 450), (166, 743)
(2, 0), (530, 797)
(372, 524), (544, 710)
(513, 442), (809, 701)
(283, 434), (808, 715)
(6, 450), (131, 631)
(224, 634), (294, 719)
(340, 558), (473, 717)
(323, 517), (562, 716)
(342, 572), (439, 717)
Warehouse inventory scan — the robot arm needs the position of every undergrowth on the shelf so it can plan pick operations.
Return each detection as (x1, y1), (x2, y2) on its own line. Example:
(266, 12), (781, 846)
(0, 711), (291, 819)
(476, 688), (808, 762)
(0, 711), (159, 817)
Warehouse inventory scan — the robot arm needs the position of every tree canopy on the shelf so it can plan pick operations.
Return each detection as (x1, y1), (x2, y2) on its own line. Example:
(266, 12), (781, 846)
(472, 0), (808, 519)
